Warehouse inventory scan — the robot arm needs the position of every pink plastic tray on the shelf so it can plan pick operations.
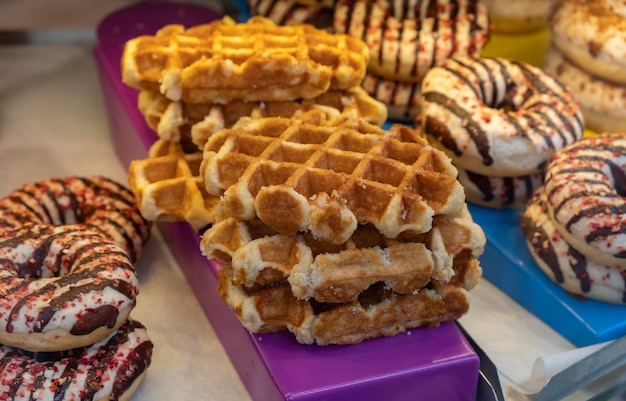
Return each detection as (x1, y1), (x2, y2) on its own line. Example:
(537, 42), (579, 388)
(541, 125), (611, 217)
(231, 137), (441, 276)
(94, 3), (480, 400)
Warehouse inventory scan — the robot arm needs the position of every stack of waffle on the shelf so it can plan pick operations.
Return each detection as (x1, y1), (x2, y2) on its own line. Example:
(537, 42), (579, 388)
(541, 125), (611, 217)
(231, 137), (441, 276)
(123, 16), (387, 152)
(123, 16), (484, 345)
(123, 16), (387, 231)
(198, 111), (485, 345)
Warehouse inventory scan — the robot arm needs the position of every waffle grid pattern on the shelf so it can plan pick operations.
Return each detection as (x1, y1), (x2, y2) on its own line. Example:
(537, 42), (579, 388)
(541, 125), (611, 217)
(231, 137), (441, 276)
(201, 114), (464, 244)
(128, 140), (217, 231)
(122, 16), (369, 103)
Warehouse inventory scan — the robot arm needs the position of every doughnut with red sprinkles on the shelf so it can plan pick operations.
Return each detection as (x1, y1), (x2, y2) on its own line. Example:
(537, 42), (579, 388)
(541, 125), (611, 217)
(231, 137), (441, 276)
(522, 190), (626, 304)
(544, 134), (626, 269)
(0, 223), (139, 352)
(421, 56), (584, 177)
(333, 0), (490, 83)
(0, 176), (151, 263)
(0, 319), (153, 401)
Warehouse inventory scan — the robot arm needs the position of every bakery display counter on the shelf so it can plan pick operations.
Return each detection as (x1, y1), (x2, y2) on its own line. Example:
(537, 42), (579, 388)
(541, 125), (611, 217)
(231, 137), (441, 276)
(2, 1), (626, 400)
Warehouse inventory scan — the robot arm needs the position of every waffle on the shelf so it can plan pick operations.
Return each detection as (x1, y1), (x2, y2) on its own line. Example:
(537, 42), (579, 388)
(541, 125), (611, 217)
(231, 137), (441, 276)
(121, 16), (369, 104)
(200, 111), (465, 245)
(202, 204), (485, 303)
(138, 87), (388, 149)
(218, 259), (480, 345)
(127, 140), (218, 231)
(209, 199), (484, 345)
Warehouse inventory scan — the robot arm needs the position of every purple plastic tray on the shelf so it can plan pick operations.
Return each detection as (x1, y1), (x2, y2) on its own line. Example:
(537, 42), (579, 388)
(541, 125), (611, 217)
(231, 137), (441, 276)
(93, 3), (479, 400)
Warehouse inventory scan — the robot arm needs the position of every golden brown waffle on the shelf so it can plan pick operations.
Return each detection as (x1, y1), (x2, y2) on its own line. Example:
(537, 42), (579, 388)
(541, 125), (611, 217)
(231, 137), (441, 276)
(138, 87), (388, 150)
(202, 204), (484, 303)
(121, 16), (369, 104)
(218, 260), (480, 345)
(200, 111), (465, 245)
(127, 140), (218, 231)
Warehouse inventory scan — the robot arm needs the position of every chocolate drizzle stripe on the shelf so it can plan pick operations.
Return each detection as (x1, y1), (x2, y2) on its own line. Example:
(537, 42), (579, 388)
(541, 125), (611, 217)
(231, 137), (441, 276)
(548, 179), (613, 215)
(523, 174), (537, 200)
(526, 102), (574, 146)
(394, 8), (405, 75)
(503, 177), (515, 204)
(520, 210), (564, 283)
(465, 170), (494, 201)
(1, 323), (151, 401)
(425, 115), (462, 156)
(53, 358), (79, 401)
(523, 112), (553, 146)
(565, 202), (626, 247)
(475, 57), (497, 105)
(517, 62), (574, 110)
(7, 356), (29, 396)
(423, 91), (493, 165)
(86, 218), (138, 261)
(441, 62), (481, 99)
(377, 4), (389, 68)
(491, 58), (513, 108)
(6, 190), (45, 223)
(3, 228), (135, 332)
(568, 245), (592, 293)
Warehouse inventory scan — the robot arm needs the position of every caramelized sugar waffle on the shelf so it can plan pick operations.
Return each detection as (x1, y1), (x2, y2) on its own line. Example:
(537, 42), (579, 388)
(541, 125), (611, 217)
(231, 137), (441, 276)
(121, 16), (369, 104)
(201, 205), (485, 304)
(128, 139), (217, 231)
(138, 87), (388, 150)
(200, 111), (465, 245)
(218, 259), (481, 345)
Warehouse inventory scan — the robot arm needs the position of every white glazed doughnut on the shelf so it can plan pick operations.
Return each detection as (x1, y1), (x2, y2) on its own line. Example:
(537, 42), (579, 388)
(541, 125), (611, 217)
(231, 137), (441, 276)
(0, 223), (139, 352)
(0, 319), (153, 401)
(457, 167), (544, 208)
(544, 46), (626, 134)
(544, 134), (626, 268)
(333, 0), (490, 83)
(0, 176), (151, 263)
(482, 0), (557, 33)
(421, 56), (584, 177)
(551, 0), (626, 84)
(521, 191), (626, 304)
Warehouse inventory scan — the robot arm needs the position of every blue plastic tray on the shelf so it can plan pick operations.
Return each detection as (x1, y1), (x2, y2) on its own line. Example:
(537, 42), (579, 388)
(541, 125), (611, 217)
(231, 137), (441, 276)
(470, 204), (626, 347)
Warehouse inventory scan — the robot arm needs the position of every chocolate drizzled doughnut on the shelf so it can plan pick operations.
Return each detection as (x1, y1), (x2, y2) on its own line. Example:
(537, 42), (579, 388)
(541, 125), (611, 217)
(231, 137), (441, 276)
(0, 319), (153, 401)
(421, 56), (584, 177)
(457, 167), (545, 208)
(522, 191), (626, 304)
(0, 223), (139, 352)
(544, 134), (626, 269)
(246, 0), (334, 29)
(0, 176), (151, 262)
(334, 0), (490, 83)
(361, 70), (422, 121)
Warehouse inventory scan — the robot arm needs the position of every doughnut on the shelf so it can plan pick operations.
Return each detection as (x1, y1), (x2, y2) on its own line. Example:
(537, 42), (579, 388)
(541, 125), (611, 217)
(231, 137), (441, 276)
(333, 0), (490, 83)
(457, 168), (545, 209)
(482, 0), (557, 34)
(551, 0), (626, 85)
(246, 0), (334, 29)
(421, 55), (584, 177)
(293, 0), (334, 6)
(543, 134), (626, 269)
(544, 46), (626, 134)
(521, 191), (626, 304)
(0, 223), (139, 352)
(361, 71), (421, 121)
(0, 176), (151, 263)
(0, 319), (153, 401)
